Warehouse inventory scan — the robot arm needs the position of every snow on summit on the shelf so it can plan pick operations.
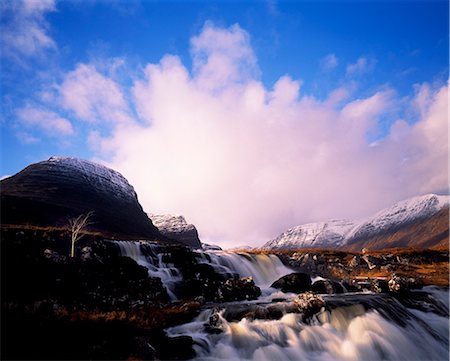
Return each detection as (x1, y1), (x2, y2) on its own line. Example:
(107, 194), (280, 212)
(346, 194), (449, 240)
(264, 194), (449, 250)
(46, 156), (137, 200)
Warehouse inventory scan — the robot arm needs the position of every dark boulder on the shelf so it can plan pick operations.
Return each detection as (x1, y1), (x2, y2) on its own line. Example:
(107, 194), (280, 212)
(216, 277), (262, 302)
(311, 279), (344, 294)
(341, 281), (361, 293)
(177, 263), (223, 301)
(156, 335), (195, 360)
(43, 249), (67, 263)
(388, 275), (423, 294)
(204, 308), (225, 334)
(270, 272), (312, 293)
(294, 292), (325, 319)
(371, 279), (389, 293)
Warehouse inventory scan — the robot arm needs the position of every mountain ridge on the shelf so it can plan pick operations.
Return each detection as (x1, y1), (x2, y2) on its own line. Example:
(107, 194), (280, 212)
(263, 194), (449, 251)
(1, 157), (163, 241)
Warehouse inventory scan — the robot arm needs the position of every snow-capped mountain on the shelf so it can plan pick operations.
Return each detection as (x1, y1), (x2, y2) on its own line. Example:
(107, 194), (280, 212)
(149, 214), (201, 248)
(1, 157), (161, 239)
(264, 194), (449, 250)
(264, 219), (356, 249)
(46, 157), (138, 201)
(346, 194), (448, 242)
(226, 245), (255, 251)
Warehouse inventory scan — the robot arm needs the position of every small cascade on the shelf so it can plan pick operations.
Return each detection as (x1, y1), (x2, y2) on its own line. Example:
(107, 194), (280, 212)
(114, 241), (181, 300)
(167, 289), (450, 361)
(197, 251), (293, 288)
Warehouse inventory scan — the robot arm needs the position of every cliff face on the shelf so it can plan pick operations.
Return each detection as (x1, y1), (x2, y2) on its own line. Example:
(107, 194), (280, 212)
(1, 157), (162, 240)
(148, 214), (202, 248)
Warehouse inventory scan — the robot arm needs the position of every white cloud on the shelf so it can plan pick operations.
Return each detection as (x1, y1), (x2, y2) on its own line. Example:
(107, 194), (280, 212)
(37, 23), (448, 248)
(320, 53), (338, 71)
(190, 22), (259, 91)
(59, 64), (132, 124)
(346, 56), (376, 76)
(0, 0), (56, 60)
(17, 105), (74, 137)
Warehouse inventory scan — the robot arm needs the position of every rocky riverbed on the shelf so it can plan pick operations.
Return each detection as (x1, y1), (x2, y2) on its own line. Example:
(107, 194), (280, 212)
(1, 226), (448, 360)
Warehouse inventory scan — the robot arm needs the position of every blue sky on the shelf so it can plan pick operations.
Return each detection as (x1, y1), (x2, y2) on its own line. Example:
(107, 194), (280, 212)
(1, 0), (448, 245)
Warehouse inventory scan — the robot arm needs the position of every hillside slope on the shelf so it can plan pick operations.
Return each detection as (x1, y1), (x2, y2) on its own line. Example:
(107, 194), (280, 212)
(1, 157), (162, 240)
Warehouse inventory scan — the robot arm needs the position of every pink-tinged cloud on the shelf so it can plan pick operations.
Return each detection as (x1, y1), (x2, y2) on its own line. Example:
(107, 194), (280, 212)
(59, 64), (132, 124)
(320, 53), (339, 71)
(17, 105), (74, 137)
(1, 0), (56, 60)
(346, 56), (377, 76)
(53, 23), (448, 248)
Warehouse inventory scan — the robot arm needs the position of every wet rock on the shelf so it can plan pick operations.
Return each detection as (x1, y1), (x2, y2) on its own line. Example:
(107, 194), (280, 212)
(270, 272), (312, 293)
(80, 246), (94, 261)
(341, 281), (361, 293)
(388, 275), (423, 294)
(43, 249), (67, 263)
(129, 336), (157, 360)
(311, 280), (344, 294)
(294, 292), (325, 318)
(157, 335), (195, 360)
(177, 263), (223, 301)
(371, 279), (389, 293)
(362, 255), (380, 270)
(388, 275), (409, 294)
(204, 308), (225, 334)
(398, 290), (449, 317)
(221, 302), (298, 322)
(216, 277), (261, 302)
(348, 255), (363, 268)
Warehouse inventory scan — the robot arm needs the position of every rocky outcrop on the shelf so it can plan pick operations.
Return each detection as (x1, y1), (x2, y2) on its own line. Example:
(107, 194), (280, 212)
(294, 292), (325, 318)
(202, 243), (223, 251)
(311, 279), (345, 294)
(1, 157), (163, 240)
(149, 214), (202, 248)
(216, 277), (261, 302)
(270, 272), (312, 293)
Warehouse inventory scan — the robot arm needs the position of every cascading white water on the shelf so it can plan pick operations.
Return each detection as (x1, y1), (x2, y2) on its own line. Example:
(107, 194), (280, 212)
(197, 251), (293, 288)
(115, 240), (294, 300)
(114, 241), (181, 300)
(167, 287), (450, 361)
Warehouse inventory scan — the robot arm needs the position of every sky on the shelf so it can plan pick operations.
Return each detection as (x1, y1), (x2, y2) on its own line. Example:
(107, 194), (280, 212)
(1, 0), (448, 248)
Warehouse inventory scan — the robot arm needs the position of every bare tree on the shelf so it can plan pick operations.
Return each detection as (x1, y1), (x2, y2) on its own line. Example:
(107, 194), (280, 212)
(68, 211), (93, 258)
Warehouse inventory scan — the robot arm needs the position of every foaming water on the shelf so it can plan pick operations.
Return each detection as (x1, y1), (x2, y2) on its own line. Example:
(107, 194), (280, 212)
(114, 241), (181, 299)
(197, 251), (293, 288)
(168, 290), (450, 361)
(114, 241), (293, 299)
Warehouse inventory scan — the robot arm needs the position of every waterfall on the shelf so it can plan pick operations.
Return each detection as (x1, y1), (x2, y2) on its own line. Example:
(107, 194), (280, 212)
(114, 241), (293, 300)
(114, 241), (181, 300)
(167, 287), (450, 361)
(197, 251), (293, 288)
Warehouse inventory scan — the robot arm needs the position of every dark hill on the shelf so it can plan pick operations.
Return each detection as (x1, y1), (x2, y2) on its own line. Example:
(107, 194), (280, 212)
(1, 157), (162, 240)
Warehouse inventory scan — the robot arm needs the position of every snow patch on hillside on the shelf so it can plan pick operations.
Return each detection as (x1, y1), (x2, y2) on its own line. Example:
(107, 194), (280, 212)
(149, 214), (196, 233)
(264, 194), (449, 250)
(47, 156), (137, 200)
